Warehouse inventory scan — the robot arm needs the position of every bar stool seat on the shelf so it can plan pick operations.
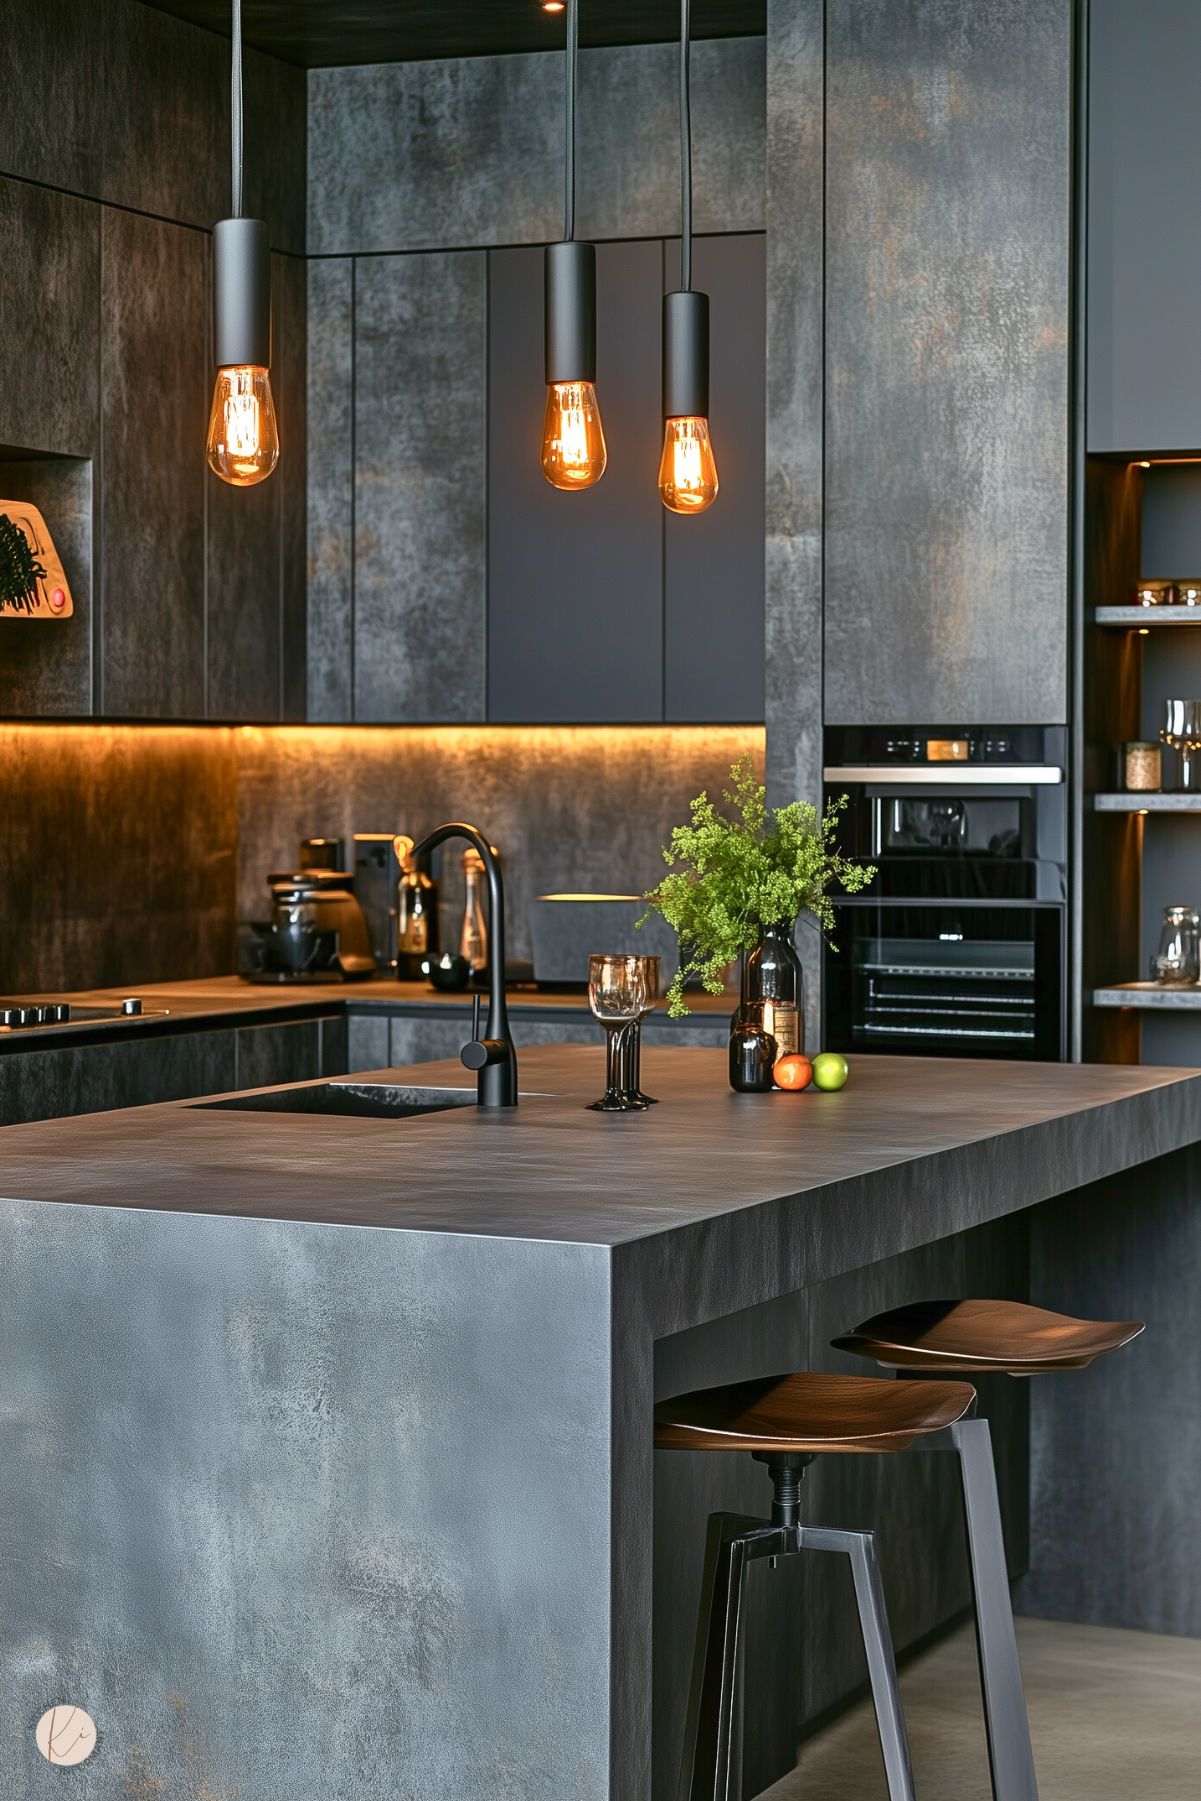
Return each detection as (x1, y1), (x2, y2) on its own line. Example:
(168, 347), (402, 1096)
(656, 1370), (977, 1801)
(655, 1368), (976, 1453)
(830, 1300), (1147, 1801)
(832, 1298), (1144, 1374)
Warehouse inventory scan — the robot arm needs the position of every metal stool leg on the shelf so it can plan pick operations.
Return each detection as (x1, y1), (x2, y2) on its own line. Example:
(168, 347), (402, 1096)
(677, 1511), (771, 1801)
(803, 1527), (918, 1801)
(678, 1507), (918, 1801)
(944, 1417), (1039, 1801)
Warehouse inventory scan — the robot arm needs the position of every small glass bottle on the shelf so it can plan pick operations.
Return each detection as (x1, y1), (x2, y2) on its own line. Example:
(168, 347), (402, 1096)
(1151, 905), (1200, 985)
(460, 849), (488, 978)
(394, 835), (439, 978)
(742, 920), (803, 1059)
(729, 1003), (778, 1092)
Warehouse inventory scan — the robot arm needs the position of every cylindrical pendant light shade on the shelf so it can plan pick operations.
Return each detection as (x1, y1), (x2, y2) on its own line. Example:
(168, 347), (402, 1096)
(213, 217), (271, 370)
(544, 240), (597, 385)
(662, 288), (710, 420)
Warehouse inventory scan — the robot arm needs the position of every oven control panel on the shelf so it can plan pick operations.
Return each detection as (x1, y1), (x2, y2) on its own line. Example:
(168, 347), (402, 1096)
(827, 725), (1066, 768)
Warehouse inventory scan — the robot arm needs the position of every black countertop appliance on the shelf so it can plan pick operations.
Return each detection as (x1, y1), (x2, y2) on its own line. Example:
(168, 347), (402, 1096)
(822, 725), (1067, 1060)
(243, 869), (377, 983)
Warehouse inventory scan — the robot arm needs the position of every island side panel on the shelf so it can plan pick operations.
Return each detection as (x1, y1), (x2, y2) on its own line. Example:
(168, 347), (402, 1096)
(0, 1201), (613, 1801)
(1024, 1142), (1201, 1637)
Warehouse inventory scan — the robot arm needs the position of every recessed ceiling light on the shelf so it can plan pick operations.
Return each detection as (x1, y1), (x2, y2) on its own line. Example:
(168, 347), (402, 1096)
(542, 2), (566, 12)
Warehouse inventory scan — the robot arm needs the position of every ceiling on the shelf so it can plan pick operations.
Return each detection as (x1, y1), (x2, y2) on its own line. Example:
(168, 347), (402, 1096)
(141, 2), (767, 69)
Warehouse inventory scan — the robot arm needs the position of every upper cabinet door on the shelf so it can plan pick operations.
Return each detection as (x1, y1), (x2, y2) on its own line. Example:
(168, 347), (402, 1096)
(1087, 0), (1201, 454)
(487, 240), (664, 723)
(663, 234), (766, 723)
(823, 0), (1071, 727)
(354, 251), (488, 723)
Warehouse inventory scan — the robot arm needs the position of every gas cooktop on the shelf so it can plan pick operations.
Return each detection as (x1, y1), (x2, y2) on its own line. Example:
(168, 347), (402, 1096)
(0, 997), (169, 1033)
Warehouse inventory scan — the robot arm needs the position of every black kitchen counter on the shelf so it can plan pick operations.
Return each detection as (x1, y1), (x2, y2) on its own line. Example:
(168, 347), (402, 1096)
(0, 972), (731, 1052)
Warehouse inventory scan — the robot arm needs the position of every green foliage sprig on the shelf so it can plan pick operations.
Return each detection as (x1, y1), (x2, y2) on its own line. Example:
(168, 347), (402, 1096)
(641, 755), (876, 1017)
(0, 513), (46, 614)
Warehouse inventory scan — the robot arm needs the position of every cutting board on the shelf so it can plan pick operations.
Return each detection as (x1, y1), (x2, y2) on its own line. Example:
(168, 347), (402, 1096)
(0, 499), (74, 618)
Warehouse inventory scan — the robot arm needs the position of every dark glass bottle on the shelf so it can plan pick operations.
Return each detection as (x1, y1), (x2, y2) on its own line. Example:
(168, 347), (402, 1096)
(396, 838), (440, 978)
(729, 1003), (778, 1092)
(742, 920), (803, 1059)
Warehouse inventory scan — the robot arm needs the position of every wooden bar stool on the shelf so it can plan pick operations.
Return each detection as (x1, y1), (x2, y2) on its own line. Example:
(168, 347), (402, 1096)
(832, 1300), (1145, 1801)
(655, 1370), (976, 1801)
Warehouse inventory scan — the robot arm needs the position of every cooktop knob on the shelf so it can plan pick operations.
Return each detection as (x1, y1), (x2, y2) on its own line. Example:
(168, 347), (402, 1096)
(2, 1007), (24, 1027)
(120, 997), (143, 1016)
(51, 1003), (71, 1022)
(30, 1005), (53, 1024)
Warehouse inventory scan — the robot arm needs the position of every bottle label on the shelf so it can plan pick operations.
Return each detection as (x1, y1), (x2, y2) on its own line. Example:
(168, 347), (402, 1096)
(400, 917), (429, 954)
(761, 1001), (800, 1058)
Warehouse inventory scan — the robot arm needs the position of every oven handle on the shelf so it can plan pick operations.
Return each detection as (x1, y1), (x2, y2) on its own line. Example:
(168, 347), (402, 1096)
(823, 764), (1063, 785)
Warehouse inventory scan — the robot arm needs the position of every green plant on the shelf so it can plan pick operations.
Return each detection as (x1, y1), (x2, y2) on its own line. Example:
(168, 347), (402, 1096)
(0, 513), (46, 614)
(641, 755), (875, 1016)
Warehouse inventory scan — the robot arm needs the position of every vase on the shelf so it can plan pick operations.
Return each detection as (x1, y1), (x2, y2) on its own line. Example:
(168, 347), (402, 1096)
(741, 919), (803, 1059)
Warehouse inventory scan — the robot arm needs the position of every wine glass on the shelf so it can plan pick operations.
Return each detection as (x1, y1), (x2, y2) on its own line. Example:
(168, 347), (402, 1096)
(620, 955), (661, 1105)
(587, 954), (650, 1112)
(1160, 699), (1201, 791)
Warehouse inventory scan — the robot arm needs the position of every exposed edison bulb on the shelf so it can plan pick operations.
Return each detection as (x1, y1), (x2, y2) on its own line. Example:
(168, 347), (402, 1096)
(206, 365), (279, 487)
(659, 416), (719, 514)
(541, 380), (607, 489)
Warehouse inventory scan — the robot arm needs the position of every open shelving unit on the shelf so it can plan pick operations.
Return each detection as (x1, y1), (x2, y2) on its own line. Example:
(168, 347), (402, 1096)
(1083, 458), (1201, 1061)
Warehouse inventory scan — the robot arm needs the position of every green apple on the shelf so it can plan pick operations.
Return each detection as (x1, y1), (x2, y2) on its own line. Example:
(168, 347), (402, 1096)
(811, 1051), (849, 1092)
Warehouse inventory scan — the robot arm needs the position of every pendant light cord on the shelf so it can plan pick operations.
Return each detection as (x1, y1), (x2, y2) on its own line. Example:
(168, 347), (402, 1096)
(564, 0), (578, 242)
(680, 0), (692, 291)
(230, 0), (244, 218)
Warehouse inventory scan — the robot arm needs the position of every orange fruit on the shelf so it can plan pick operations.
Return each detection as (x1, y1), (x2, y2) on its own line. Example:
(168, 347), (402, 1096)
(773, 1053), (813, 1091)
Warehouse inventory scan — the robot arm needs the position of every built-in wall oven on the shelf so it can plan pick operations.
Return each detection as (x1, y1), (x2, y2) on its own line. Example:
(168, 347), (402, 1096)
(823, 727), (1068, 1060)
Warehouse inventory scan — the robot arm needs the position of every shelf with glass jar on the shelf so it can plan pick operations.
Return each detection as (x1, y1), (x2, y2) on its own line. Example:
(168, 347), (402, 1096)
(1091, 607), (1201, 626)
(1093, 983), (1201, 1007)
(1093, 793), (1201, 811)
(1094, 903), (1201, 1005)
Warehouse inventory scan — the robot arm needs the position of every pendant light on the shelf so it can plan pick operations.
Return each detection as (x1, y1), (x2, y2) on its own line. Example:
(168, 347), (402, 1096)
(541, 0), (607, 489)
(206, 0), (279, 487)
(659, 0), (718, 514)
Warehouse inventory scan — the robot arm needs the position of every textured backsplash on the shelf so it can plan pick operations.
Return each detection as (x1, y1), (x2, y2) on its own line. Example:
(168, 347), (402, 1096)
(0, 724), (763, 991)
(0, 725), (238, 994)
(234, 725), (764, 960)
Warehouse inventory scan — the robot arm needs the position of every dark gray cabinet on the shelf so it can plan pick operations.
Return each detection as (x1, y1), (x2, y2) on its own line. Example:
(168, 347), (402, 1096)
(353, 250), (488, 722)
(487, 235), (766, 724)
(664, 234), (765, 723)
(0, 1016), (341, 1129)
(1087, 0), (1201, 454)
(487, 239), (665, 722)
(0, 0), (306, 727)
(822, 0), (1072, 727)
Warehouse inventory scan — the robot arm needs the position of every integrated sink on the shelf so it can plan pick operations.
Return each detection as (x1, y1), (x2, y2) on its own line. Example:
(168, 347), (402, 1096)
(196, 1082), (479, 1121)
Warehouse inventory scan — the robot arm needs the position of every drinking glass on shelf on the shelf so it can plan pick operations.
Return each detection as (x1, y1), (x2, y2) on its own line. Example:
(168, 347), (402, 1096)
(1160, 700), (1201, 791)
(1151, 905), (1200, 985)
(587, 954), (650, 1112)
(619, 955), (661, 1105)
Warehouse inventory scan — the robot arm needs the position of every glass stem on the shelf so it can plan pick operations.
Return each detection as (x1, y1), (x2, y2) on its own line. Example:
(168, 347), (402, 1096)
(606, 1021), (631, 1097)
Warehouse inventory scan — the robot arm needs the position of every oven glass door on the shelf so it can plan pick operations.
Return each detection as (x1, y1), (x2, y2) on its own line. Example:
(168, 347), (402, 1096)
(825, 901), (1065, 1060)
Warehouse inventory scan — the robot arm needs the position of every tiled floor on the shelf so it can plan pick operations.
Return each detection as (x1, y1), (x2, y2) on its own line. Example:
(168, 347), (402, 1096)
(761, 1616), (1201, 1800)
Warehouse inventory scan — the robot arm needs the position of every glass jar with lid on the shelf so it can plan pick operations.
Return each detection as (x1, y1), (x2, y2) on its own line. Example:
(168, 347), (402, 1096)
(1151, 905), (1201, 985)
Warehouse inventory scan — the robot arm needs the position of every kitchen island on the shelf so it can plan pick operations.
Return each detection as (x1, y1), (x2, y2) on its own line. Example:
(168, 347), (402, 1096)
(2, 1047), (1198, 1799)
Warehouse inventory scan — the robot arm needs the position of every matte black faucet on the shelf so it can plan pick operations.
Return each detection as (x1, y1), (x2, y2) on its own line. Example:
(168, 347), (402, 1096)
(407, 822), (518, 1108)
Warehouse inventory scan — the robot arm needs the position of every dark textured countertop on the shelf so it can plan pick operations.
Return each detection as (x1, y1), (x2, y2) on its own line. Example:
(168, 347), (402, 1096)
(0, 973), (731, 1051)
(0, 1045), (1196, 1251)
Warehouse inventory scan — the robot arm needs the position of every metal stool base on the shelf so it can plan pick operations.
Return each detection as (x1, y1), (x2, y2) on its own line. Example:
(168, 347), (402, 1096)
(678, 1483), (916, 1801)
